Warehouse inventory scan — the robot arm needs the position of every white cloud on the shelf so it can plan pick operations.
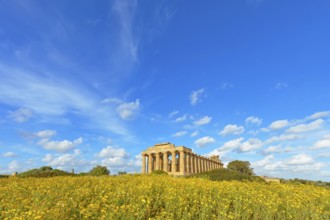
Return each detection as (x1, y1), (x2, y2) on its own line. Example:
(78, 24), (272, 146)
(265, 134), (302, 144)
(38, 137), (83, 153)
(253, 155), (275, 168)
(8, 108), (33, 123)
(0, 64), (128, 135)
(275, 82), (288, 89)
(287, 154), (313, 165)
(116, 99), (140, 120)
(194, 116), (212, 126)
(96, 146), (137, 172)
(208, 138), (244, 156)
(102, 97), (141, 121)
(172, 131), (188, 137)
(219, 124), (244, 136)
(194, 136), (216, 148)
(190, 88), (204, 106)
(98, 146), (129, 159)
(221, 82), (234, 90)
(262, 145), (283, 154)
(42, 150), (89, 170)
(209, 137), (262, 155)
(307, 111), (330, 120)
(312, 134), (330, 149)
(111, 0), (139, 73)
(35, 130), (57, 139)
(2, 152), (18, 158)
(286, 119), (324, 133)
(253, 154), (325, 175)
(8, 160), (21, 173)
(169, 111), (179, 118)
(190, 131), (199, 137)
(221, 138), (244, 151)
(101, 98), (122, 104)
(269, 120), (289, 130)
(245, 116), (262, 126)
(238, 138), (263, 152)
(174, 114), (189, 123)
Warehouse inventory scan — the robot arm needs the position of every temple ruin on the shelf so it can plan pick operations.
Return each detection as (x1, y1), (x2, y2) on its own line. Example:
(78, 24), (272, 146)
(141, 142), (223, 176)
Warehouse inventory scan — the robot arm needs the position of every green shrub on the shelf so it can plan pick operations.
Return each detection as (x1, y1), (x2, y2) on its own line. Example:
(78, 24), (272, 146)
(118, 171), (127, 175)
(88, 165), (110, 176)
(188, 168), (264, 182)
(17, 167), (72, 178)
(0, 175), (9, 178)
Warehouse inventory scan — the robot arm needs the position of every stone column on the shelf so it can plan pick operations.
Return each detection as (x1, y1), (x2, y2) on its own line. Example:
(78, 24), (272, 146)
(203, 158), (205, 172)
(164, 152), (168, 172)
(196, 156), (199, 173)
(186, 153), (190, 173)
(191, 154), (195, 173)
(193, 155), (197, 173)
(148, 154), (153, 173)
(171, 151), (176, 173)
(155, 153), (160, 170)
(179, 151), (185, 174)
(142, 154), (146, 173)
(202, 158), (206, 172)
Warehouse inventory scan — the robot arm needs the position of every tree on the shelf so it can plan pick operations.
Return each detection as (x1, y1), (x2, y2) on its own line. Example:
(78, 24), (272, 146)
(117, 171), (127, 175)
(227, 160), (254, 175)
(88, 165), (110, 176)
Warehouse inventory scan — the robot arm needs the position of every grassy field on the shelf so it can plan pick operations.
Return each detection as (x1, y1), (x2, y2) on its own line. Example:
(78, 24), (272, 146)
(0, 175), (329, 219)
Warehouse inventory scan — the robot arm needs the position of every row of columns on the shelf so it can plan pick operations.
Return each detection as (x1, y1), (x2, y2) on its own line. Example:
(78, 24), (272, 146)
(141, 151), (222, 175)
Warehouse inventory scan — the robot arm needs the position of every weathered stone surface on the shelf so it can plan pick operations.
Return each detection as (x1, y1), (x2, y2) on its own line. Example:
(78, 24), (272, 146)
(141, 143), (223, 176)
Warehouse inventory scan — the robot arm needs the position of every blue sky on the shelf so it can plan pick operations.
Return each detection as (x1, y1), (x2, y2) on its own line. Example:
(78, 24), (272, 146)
(0, 0), (330, 181)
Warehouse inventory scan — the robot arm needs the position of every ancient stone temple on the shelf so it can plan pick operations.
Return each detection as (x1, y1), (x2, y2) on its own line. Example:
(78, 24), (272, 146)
(141, 142), (223, 176)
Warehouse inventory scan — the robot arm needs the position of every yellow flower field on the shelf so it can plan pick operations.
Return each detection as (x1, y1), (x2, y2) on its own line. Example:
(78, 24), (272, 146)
(0, 175), (329, 219)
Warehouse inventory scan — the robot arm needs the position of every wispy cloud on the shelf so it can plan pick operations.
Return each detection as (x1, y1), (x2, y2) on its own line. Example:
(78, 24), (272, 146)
(2, 152), (18, 158)
(0, 63), (128, 135)
(221, 82), (234, 90)
(172, 131), (188, 137)
(194, 116), (212, 126)
(307, 111), (330, 120)
(312, 134), (330, 149)
(8, 108), (33, 123)
(168, 111), (179, 118)
(286, 119), (324, 133)
(39, 138), (83, 153)
(190, 131), (199, 137)
(245, 116), (262, 126)
(275, 82), (288, 90)
(268, 119), (290, 130)
(173, 114), (189, 123)
(219, 124), (244, 136)
(190, 88), (204, 106)
(194, 136), (215, 148)
(110, 0), (139, 75)
(253, 154), (325, 175)
(116, 99), (140, 120)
